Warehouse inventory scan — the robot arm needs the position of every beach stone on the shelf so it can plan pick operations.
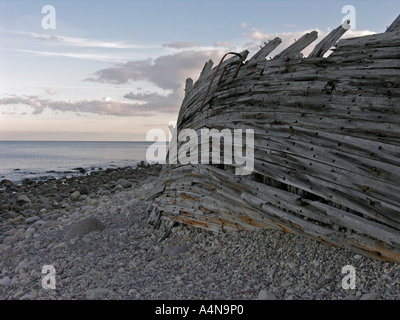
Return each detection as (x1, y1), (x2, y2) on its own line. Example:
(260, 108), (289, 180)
(0, 276), (11, 287)
(53, 242), (68, 250)
(15, 260), (28, 273)
(360, 292), (380, 300)
(101, 190), (111, 196)
(0, 179), (13, 187)
(70, 191), (81, 200)
(1, 211), (16, 219)
(20, 291), (38, 300)
(162, 245), (189, 258)
(21, 178), (34, 185)
(26, 216), (40, 224)
(16, 195), (31, 205)
(86, 198), (98, 206)
(75, 167), (86, 174)
(258, 289), (277, 300)
(25, 227), (35, 235)
(21, 209), (36, 218)
(114, 185), (124, 192)
(281, 280), (292, 288)
(86, 288), (110, 300)
(115, 179), (132, 189)
(79, 186), (90, 195)
(64, 216), (106, 241)
(13, 291), (25, 299)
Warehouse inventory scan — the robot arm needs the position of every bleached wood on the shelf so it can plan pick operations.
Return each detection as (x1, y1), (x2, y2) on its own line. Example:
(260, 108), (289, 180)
(309, 22), (349, 57)
(249, 37), (282, 63)
(274, 31), (318, 59)
(386, 14), (400, 32)
(184, 78), (193, 96)
(147, 15), (400, 263)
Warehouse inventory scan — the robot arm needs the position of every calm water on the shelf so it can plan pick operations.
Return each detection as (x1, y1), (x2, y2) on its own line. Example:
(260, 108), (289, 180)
(0, 141), (157, 183)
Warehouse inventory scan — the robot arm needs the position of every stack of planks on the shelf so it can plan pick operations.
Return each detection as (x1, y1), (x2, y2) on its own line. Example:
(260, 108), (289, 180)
(147, 15), (400, 263)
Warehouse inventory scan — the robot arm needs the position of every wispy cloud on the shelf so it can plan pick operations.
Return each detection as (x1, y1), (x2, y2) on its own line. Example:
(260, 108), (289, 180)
(162, 41), (201, 49)
(13, 49), (134, 62)
(123, 91), (181, 113)
(0, 95), (172, 117)
(45, 88), (57, 95)
(213, 41), (232, 48)
(2, 29), (156, 49)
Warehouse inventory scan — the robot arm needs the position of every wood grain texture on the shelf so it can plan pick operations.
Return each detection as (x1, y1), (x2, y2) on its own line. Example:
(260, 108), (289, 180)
(147, 17), (400, 263)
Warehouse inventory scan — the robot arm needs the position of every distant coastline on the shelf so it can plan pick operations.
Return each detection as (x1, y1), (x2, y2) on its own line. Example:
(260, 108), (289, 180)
(0, 140), (162, 184)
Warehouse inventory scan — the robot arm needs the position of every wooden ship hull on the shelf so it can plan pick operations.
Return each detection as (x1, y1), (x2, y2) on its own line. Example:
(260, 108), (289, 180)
(147, 15), (400, 263)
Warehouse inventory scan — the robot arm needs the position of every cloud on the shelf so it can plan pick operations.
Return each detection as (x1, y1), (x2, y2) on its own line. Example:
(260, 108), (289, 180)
(34, 35), (63, 42)
(3, 30), (153, 49)
(244, 27), (377, 58)
(123, 91), (181, 113)
(213, 41), (231, 48)
(86, 50), (225, 90)
(162, 41), (201, 49)
(14, 49), (133, 62)
(83, 49), (231, 115)
(45, 88), (57, 95)
(340, 29), (377, 39)
(0, 95), (171, 117)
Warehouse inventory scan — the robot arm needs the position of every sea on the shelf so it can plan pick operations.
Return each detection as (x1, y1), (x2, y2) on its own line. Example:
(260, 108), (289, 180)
(0, 141), (160, 184)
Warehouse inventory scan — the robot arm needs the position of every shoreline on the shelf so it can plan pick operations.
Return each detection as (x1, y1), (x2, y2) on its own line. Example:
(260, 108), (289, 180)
(0, 160), (160, 187)
(0, 140), (158, 186)
(0, 162), (161, 221)
(0, 163), (399, 300)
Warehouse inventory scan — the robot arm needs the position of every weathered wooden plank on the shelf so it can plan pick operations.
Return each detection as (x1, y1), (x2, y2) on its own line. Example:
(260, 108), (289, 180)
(156, 164), (400, 260)
(184, 78), (193, 96)
(275, 31), (318, 59)
(248, 37), (282, 63)
(386, 14), (400, 32)
(309, 22), (349, 57)
(303, 199), (400, 246)
(200, 59), (214, 78)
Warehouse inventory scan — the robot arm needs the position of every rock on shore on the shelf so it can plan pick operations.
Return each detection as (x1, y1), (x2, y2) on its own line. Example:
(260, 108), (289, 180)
(0, 163), (399, 300)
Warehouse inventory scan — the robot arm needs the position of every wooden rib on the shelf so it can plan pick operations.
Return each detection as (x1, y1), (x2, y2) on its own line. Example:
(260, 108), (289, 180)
(386, 14), (400, 32)
(184, 78), (193, 96)
(309, 22), (350, 57)
(249, 37), (282, 63)
(274, 31), (318, 59)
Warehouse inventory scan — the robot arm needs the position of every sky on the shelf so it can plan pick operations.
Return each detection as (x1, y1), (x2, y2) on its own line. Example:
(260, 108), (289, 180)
(0, 0), (399, 141)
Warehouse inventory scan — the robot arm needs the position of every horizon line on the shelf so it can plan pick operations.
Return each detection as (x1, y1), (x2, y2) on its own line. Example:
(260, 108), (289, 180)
(0, 139), (170, 143)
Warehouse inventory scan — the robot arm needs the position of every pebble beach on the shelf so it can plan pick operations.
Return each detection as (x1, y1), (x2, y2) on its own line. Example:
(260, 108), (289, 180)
(0, 163), (399, 300)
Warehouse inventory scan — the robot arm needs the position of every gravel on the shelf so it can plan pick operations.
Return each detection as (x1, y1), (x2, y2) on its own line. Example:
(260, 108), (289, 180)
(0, 164), (399, 300)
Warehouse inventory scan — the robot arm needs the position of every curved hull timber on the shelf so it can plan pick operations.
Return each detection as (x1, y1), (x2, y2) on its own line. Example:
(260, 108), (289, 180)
(148, 16), (400, 263)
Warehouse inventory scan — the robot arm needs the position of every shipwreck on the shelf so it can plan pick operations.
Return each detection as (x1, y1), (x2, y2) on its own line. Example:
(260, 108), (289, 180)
(147, 15), (400, 263)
